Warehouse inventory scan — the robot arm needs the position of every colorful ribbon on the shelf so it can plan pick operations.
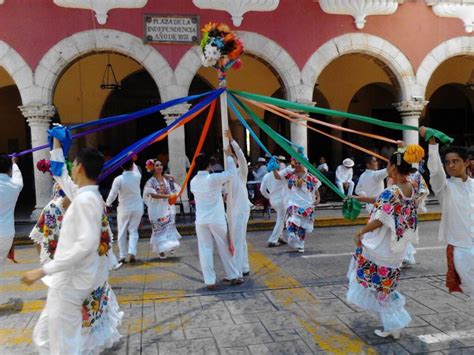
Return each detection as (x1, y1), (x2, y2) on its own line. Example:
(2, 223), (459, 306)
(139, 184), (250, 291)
(230, 92), (362, 220)
(99, 88), (224, 181)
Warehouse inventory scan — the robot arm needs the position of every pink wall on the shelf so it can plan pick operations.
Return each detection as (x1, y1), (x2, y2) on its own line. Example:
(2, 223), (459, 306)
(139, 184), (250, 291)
(0, 0), (468, 72)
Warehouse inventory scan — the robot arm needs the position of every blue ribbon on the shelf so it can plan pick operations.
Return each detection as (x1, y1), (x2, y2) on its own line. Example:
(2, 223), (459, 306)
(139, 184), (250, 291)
(71, 90), (217, 130)
(98, 88), (225, 181)
(228, 95), (272, 157)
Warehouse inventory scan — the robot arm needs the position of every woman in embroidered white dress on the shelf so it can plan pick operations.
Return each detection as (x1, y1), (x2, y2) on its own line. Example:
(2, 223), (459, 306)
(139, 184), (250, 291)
(274, 158), (321, 253)
(144, 159), (181, 258)
(346, 146), (428, 339)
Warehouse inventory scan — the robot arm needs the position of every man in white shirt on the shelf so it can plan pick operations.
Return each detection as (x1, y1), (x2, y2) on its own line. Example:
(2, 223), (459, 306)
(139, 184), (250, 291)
(106, 159), (143, 263)
(0, 155), (23, 269)
(335, 158), (355, 196)
(190, 152), (241, 290)
(355, 156), (387, 213)
(225, 130), (252, 279)
(22, 137), (108, 354)
(317, 156), (329, 172)
(251, 157), (268, 182)
(278, 155), (287, 170)
(260, 166), (287, 247)
(421, 127), (474, 296)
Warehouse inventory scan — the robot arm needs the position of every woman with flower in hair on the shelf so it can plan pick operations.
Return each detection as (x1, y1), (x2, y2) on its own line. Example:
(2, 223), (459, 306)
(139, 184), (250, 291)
(144, 159), (181, 259)
(273, 156), (321, 253)
(346, 145), (429, 339)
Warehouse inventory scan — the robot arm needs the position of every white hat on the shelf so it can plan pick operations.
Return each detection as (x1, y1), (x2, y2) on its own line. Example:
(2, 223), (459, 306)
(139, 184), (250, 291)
(343, 158), (354, 168)
(257, 157), (266, 163)
(277, 155), (286, 161)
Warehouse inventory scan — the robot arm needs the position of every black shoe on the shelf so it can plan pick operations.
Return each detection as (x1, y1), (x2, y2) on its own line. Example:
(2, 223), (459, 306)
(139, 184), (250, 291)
(118, 258), (127, 264)
(268, 242), (280, 248)
(243, 271), (250, 277)
(230, 278), (244, 286)
(129, 255), (136, 263)
(278, 238), (287, 245)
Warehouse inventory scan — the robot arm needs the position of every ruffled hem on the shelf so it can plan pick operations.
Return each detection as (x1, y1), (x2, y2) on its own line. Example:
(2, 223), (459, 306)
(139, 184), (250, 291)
(346, 261), (411, 331)
(81, 288), (123, 355)
(150, 228), (181, 254)
(404, 243), (416, 264)
(29, 230), (42, 244)
(287, 215), (314, 233)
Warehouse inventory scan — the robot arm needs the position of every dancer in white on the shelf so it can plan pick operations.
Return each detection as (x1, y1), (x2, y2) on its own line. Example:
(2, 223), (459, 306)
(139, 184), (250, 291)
(355, 156), (387, 213)
(261, 162), (287, 247)
(225, 130), (251, 278)
(273, 157), (321, 253)
(421, 126), (474, 295)
(190, 152), (241, 289)
(143, 159), (181, 259)
(22, 136), (122, 354)
(336, 158), (355, 196)
(106, 159), (143, 263)
(0, 154), (23, 269)
(346, 146), (428, 339)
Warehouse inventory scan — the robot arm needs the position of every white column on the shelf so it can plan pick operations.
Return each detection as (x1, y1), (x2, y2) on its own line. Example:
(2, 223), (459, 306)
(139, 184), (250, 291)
(290, 107), (309, 157)
(19, 104), (56, 220)
(394, 99), (428, 146)
(161, 104), (190, 211)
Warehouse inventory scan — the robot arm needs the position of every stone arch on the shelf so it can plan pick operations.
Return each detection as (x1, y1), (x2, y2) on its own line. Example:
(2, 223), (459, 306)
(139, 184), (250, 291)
(0, 41), (34, 105)
(417, 36), (474, 98)
(34, 29), (175, 104)
(301, 33), (416, 103)
(174, 31), (301, 101)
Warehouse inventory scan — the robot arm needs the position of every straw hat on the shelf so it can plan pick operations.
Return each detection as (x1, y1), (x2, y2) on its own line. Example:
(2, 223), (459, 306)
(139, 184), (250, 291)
(277, 155), (286, 161)
(257, 157), (266, 163)
(343, 158), (354, 168)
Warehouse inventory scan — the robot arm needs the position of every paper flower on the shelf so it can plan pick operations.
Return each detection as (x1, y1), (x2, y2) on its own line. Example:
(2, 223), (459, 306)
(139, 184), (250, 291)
(200, 22), (244, 72)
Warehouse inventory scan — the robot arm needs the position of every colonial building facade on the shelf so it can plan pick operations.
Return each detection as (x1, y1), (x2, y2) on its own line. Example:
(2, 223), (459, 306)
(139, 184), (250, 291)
(0, 0), (472, 216)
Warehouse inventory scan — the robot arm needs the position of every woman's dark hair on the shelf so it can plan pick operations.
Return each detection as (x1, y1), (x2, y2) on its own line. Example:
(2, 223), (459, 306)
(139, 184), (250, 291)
(389, 152), (411, 175)
(121, 159), (134, 171)
(75, 148), (104, 180)
(196, 153), (210, 171)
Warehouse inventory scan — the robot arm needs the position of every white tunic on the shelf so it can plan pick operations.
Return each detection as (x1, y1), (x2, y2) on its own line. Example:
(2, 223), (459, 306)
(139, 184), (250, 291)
(355, 168), (387, 212)
(260, 171), (286, 207)
(190, 159), (236, 225)
(252, 165), (268, 182)
(0, 164), (23, 236)
(45, 149), (105, 290)
(428, 144), (474, 248)
(229, 140), (251, 217)
(106, 164), (143, 213)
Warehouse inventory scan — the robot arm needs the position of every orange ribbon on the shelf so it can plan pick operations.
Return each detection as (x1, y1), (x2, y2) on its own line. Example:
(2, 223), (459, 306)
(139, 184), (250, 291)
(168, 99), (218, 205)
(242, 98), (389, 162)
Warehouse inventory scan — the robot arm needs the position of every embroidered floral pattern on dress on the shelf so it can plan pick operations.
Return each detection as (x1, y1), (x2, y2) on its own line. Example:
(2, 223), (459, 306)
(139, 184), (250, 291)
(284, 171), (319, 192)
(82, 282), (110, 328)
(98, 213), (112, 256)
(287, 221), (306, 240)
(32, 202), (64, 260)
(371, 184), (419, 241)
(353, 247), (400, 300)
(287, 205), (314, 219)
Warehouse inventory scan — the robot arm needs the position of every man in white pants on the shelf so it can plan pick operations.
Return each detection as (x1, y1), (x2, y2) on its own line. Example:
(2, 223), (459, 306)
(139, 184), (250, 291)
(190, 152), (241, 290)
(335, 158), (355, 196)
(106, 159), (143, 263)
(22, 137), (106, 354)
(260, 165), (287, 247)
(225, 130), (251, 279)
(0, 155), (23, 269)
(422, 127), (474, 295)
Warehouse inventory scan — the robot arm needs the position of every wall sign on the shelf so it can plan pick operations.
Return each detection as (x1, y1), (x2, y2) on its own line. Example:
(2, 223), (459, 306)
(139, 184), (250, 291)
(144, 14), (200, 44)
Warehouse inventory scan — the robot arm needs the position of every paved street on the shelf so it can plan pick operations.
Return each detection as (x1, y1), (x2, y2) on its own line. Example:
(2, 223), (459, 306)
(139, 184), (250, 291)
(1, 221), (473, 354)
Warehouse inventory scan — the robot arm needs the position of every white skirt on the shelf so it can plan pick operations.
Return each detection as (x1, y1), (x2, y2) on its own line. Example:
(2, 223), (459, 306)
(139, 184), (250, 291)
(81, 284), (123, 354)
(346, 258), (411, 331)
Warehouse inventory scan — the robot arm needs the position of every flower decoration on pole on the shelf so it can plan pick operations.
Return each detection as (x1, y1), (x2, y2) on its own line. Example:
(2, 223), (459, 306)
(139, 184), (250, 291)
(200, 22), (244, 86)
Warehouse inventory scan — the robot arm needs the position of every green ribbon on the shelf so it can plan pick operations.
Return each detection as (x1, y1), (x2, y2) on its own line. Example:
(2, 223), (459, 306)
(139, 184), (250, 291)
(230, 90), (453, 145)
(229, 93), (362, 221)
(423, 127), (454, 145)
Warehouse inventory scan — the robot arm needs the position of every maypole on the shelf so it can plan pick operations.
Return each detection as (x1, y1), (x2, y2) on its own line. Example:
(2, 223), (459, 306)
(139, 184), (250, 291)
(200, 22), (244, 254)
